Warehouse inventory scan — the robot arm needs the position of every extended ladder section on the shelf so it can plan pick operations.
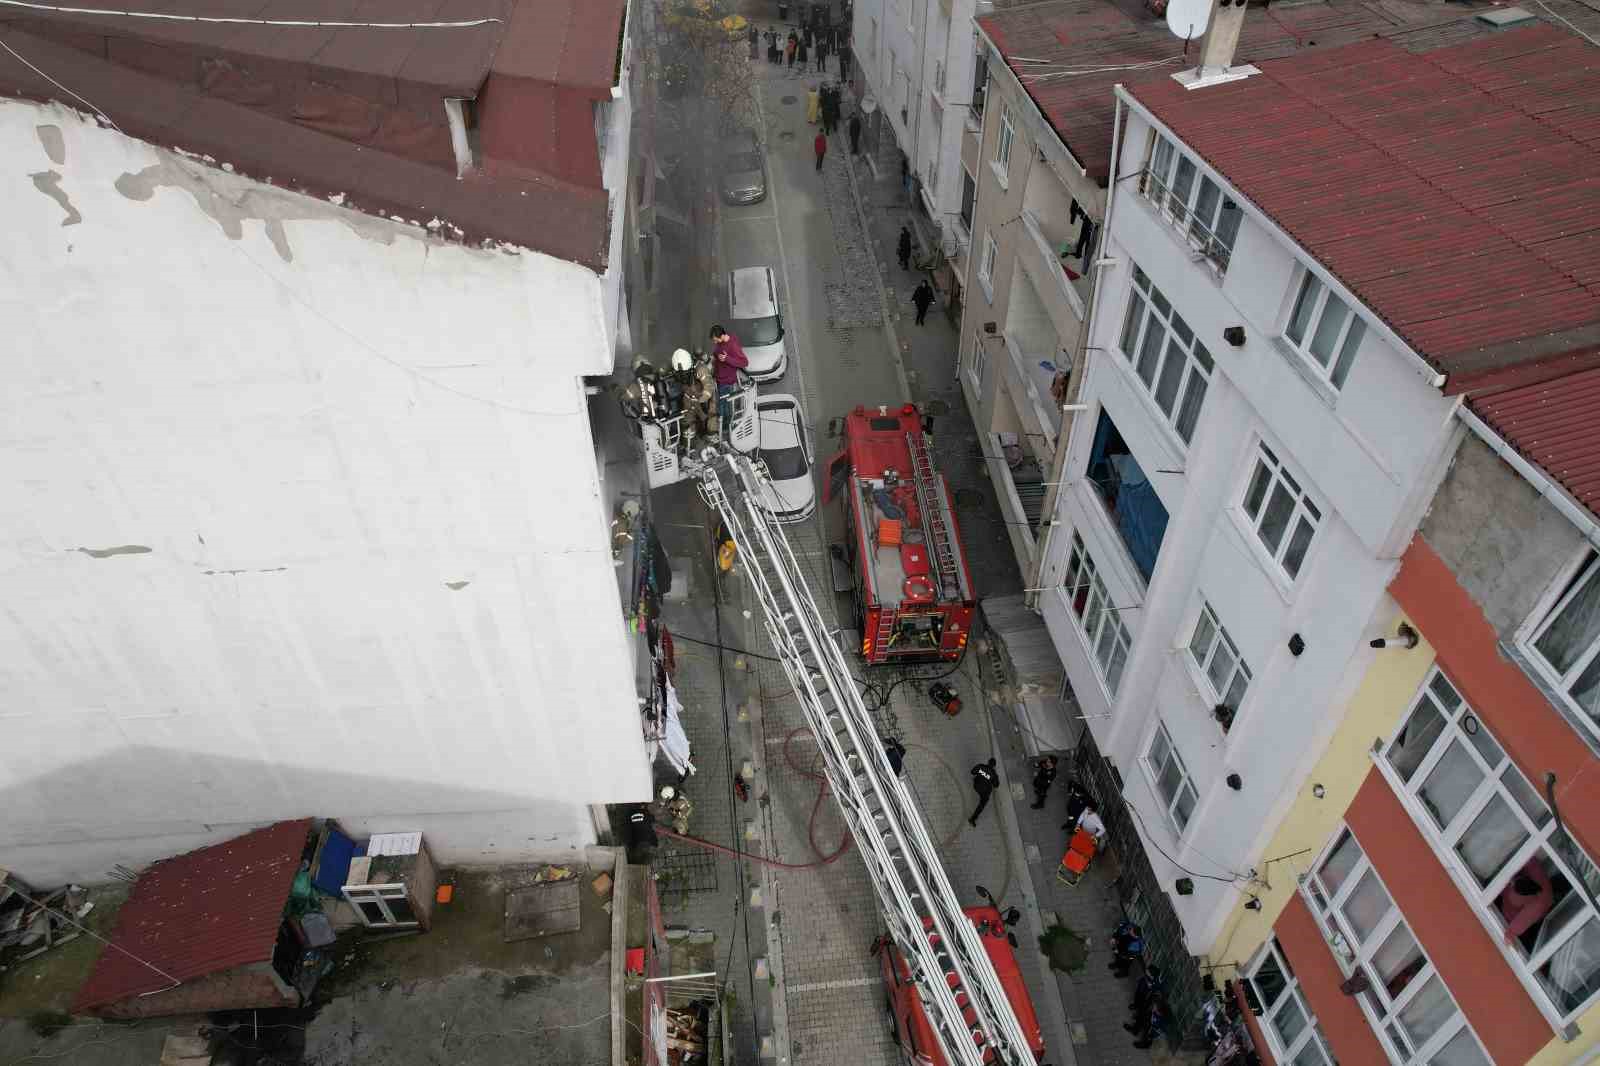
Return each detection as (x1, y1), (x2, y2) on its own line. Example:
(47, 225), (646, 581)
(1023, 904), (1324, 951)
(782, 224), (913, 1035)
(906, 432), (963, 601)
(693, 448), (1037, 1066)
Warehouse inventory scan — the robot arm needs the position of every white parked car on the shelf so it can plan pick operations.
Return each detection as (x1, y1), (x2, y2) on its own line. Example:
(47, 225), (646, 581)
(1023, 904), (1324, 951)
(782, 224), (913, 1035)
(727, 266), (787, 381)
(755, 394), (815, 522)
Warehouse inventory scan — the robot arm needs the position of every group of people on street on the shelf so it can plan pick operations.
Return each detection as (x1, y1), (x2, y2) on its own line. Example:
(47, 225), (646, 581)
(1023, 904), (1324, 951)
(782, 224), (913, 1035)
(1111, 919), (1169, 1048)
(765, 22), (843, 73)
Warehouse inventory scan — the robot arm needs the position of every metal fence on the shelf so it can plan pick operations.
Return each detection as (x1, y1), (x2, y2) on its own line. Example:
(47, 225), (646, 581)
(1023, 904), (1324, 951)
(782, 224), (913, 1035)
(1071, 728), (1208, 1049)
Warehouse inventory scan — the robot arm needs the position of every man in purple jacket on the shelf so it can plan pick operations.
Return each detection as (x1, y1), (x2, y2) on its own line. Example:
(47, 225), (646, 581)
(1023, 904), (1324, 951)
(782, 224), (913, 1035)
(710, 325), (749, 437)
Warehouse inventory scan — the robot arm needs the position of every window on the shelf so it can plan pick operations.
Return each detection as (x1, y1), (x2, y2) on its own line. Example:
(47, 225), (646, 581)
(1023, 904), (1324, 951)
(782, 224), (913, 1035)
(959, 167), (976, 232)
(978, 231), (997, 301)
(972, 50), (988, 116)
(1062, 531), (1133, 697)
(1188, 601), (1252, 715)
(1248, 940), (1336, 1066)
(1523, 549), (1600, 744)
(1284, 270), (1367, 390)
(1144, 721), (1198, 831)
(1304, 829), (1490, 1065)
(1118, 264), (1214, 444)
(1142, 133), (1242, 271)
(1241, 443), (1321, 581)
(968, 337), (988, 394)
(1383, 669), (1600, 1025)
(1086, 411), (1168, 584)
(996, 103), (1014, 172)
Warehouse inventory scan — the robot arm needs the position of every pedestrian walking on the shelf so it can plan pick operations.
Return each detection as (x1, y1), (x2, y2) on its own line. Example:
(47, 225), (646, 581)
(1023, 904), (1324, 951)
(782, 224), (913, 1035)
(1030, 754), (1058, 809)
(820, 86), (838, 134)
(766, 28), (779, 64)
(709, 325), (748, 434)
(1077, 803), (1107, 844)
(849, 112), (862, 154)
(749, 24), (759, 60)
(797, 34), (809, 68)
(839, 45), (852, 83)
(786, 31), (797, 68)
(1061, 777), (1090, 833)
(912, 280), (935, 325)
(806, 85), (820, 125)
(1108, 918), (1145, 977)
(816, 38), (828, 71)
(897, 225), (913, 270)
(1126, 965), (1165, 1025)
(883, 736), (906, 777)
(624, 802), (658, 861)
(968, 757), (998, 826)
(1129, 998), (1169, 1049)
(814, 129), (827, 171)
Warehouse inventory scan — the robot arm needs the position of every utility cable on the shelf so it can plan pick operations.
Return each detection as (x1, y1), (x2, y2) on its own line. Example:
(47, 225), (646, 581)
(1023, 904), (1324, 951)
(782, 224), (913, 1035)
(0, 885), (181, 995)
(0, 37), (120, 133)
(0, 0), (501, 27)
(1120, 797), (1243, 886)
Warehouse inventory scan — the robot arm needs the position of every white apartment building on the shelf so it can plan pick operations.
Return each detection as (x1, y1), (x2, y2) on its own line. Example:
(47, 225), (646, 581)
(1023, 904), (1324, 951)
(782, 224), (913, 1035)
(851, 0), (984, 252)
(1032, 63), (1473, 953)
(0, 0), (653, 885)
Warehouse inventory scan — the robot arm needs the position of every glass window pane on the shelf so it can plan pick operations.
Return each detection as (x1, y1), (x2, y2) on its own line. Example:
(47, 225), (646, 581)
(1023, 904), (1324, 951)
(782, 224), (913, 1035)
(1373, 923), (1427, 1001)
(1174, 782), (1198, 830)
(1151, 137), (1174, 185)
(1193, 178), (1220, 229)
(1462, 715), (1505, 768)
(1320, 829), (1363, 897)
(1341, 870), (1394, 944)
(1190, 609), (1217, 669)
(1284, 515), (1315, 579)
(1570, 652), (1600, 721)
(1207, 639), (1237, 696)
(1536, 916), (1600, 1014)
(1159, 758), (1184, 808)
(1430, 1026), (1490, 1066)
(1397, 975), (1456, 1050)
(1534, 560), (1600, 675)
(1170, 313), (1194, 346)
(1175, 374), (1208, 443)
(1309, 293), (1352, 367)
(1244, 460), (1273, 519)
(1170, 157), (1197, 218)
(1271, 993), (1308, 1048)
(1419, 741), (1485, 830)
(1215, 199), (1243, 253)
(1154, 338), (1187, 414)
(1084, 584), (1105, 635)
(1503, 766), (1552, 828)
(1429, 672), (1463, 714)
(1258, 481), (1295, 554)
(1456, 795), (1529, 887)
(1252, 952), (1289, 1010)
(1388, 697), (1447, 783)
(1287, 274), (1321, 344)
(1120, 293), (1146, 359)
(1224, 670), (1250, 710)
(1106, 629), (1129, 695)
(1136, 319), (1167, 387)
(1331, 317), (1365, 388)
(1149, 727), (1171, 769)
(1096, 610), (1119, 670)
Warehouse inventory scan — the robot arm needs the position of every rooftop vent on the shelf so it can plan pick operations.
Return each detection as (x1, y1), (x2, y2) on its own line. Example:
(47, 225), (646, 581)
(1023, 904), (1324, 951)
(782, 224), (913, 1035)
(1477, 6), (1537, 26)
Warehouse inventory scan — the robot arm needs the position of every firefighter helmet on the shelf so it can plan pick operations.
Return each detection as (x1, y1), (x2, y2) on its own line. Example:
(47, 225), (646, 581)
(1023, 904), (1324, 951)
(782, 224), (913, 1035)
(671, 348), (695, 372)
(659, 785), (676, 801)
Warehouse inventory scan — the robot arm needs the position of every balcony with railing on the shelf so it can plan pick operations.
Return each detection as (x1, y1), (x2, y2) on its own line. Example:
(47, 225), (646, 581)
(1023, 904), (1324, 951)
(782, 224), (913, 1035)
(987, 391), (1050, 571)
(1020, 165), (1093, 319)
(1000, 269), (1068, 452)
(1140, 133), (1243, 275)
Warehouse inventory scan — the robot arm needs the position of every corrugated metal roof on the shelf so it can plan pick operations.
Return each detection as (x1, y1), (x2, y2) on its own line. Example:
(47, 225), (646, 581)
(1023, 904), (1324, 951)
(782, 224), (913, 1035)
(1129, 24), (1600, 380)
(1470, 363), (1600, 514)
(975, 0), (1504, 185)
(73, 819), (310, 1012)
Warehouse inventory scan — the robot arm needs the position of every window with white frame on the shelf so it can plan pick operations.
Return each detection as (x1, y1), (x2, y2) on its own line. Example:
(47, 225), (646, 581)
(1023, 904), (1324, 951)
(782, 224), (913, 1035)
(1061, 531), (1132, 697)
(1247, 938), (1337, 1066)
(1118, 264), (1214, 444)
(1303, 828), (1491, 1066)
(1141, 132), (1243, 272)
(1241, 443), (1321, 581)
(1383, 668), (1600, 1025)
(978, 231), (997, 300)
(1522, 548), (1600, 745)
(1144, 721), (1197, 832)
(996, 103), (1014, 171)
(968, 336), (988, 394)
(1188, 601), (1251, 715)
(1284, 270), (1367, 390)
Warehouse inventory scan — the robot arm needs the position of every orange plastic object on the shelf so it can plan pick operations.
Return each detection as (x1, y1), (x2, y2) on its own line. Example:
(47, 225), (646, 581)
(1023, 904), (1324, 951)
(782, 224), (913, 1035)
(878, 518), (903, 546)
(626, 947), (646, 975)
(435, 885), (454, 904)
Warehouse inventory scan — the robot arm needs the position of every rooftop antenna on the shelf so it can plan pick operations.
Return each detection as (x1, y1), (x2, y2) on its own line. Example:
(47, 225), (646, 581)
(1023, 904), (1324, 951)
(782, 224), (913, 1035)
(1165, 0), (1212, 43)
(1170, 0), (1260, 90)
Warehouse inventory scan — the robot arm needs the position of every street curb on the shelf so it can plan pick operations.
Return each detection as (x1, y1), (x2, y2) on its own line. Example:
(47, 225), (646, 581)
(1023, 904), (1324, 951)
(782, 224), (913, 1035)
(842, 153), (913, 406)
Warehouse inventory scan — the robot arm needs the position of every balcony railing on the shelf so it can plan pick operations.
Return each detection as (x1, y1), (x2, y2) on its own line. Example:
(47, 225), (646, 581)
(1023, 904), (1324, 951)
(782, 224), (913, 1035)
(1001, 333), (1064, 451)
(989, 433), (1048, 563)
(1020, 209), (1089, 319)
(1141, 170), (1234, 273)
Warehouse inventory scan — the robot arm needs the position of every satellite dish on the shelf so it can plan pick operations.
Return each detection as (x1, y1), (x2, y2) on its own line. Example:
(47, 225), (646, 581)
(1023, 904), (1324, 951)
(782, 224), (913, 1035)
(1166, 0), (1212, 39)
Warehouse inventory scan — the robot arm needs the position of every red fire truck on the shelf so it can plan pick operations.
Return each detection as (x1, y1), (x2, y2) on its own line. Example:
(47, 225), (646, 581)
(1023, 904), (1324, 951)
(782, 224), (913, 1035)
(873, 905), (1047, 1066)
(824, 404), (976, 665)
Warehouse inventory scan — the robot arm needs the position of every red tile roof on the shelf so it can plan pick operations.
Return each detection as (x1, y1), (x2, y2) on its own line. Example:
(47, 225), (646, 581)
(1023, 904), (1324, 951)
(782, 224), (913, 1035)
(74, 819), (310, 1012)
(1469, 357), (1600, 515)
(0, 0), (626, 268)
(976, 0), (1500, 187)
(1128, 24), (1600, 382)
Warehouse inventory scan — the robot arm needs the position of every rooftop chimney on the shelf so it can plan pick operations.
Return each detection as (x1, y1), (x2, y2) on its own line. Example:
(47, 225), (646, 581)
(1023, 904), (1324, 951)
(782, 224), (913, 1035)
(1172, 0), (1260, 90)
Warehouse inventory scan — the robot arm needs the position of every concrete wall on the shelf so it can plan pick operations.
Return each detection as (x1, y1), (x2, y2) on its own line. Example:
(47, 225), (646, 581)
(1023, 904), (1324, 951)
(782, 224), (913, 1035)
(0, 101), (652, 886)
(1034, 98), (1461, 951)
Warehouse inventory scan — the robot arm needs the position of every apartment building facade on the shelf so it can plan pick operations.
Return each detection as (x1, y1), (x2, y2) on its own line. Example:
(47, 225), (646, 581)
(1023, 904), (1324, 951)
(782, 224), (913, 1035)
(1027, 15), (1600, 1059)
(0, 0), (654, 885)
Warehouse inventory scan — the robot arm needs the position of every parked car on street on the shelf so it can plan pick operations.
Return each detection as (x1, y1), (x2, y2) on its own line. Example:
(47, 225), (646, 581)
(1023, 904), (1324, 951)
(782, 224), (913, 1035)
(755, 394), (815, 522)
(727, 266), (787, 380)
(719, 131), (767, 205)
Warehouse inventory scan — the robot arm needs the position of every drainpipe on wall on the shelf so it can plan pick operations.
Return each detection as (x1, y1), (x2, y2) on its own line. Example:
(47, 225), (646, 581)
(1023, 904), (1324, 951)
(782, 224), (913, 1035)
(1025, 93), (1124, 610)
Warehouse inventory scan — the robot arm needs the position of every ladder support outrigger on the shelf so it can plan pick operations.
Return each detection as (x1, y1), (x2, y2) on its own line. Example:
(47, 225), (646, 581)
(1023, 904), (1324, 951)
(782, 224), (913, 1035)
(689, 446), (1039, 1066)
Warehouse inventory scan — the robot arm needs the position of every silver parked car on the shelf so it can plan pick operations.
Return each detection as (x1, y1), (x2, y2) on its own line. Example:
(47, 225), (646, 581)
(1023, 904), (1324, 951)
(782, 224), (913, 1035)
(719, 131), (767, 205)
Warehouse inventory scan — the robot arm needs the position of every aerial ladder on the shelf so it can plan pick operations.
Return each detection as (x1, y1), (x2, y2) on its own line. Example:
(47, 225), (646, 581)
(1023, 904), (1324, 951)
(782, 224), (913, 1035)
(692, 446), (1040, 1066)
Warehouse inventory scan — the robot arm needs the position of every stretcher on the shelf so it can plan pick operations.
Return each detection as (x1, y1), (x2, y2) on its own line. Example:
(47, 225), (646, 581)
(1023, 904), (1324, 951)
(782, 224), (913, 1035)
(1055, 827), (1098, 887)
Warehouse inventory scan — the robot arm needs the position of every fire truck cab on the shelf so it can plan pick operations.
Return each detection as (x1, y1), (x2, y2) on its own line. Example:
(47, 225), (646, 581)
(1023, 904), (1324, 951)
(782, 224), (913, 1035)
(825, 404), (975, 664)
(874, 905), (1047, 1066)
